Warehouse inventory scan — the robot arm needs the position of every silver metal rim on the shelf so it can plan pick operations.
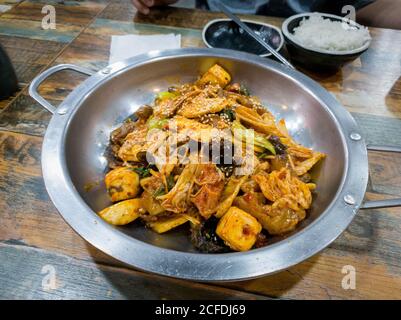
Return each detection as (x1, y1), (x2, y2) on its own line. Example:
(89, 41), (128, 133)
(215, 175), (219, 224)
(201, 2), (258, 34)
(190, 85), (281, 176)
(282, 12), (372, 56)
(41, 48), (369, 281)
(202, 18), (285, 58)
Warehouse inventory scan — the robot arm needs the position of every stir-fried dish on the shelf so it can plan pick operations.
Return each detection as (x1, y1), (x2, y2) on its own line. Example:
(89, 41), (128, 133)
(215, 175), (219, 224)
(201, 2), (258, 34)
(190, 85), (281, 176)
(99, 64), (325, 252)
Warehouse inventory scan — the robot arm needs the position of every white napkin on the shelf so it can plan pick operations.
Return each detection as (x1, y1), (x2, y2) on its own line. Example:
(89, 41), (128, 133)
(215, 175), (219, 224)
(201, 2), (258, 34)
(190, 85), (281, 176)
(109, 34), (181, 65)
(0, 5), (12, 13)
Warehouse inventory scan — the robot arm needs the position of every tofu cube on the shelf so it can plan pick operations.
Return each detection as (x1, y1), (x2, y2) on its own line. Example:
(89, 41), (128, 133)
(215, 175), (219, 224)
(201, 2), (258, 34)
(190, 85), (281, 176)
(216, 206), (262, 251)
(197, 64), (231, 88)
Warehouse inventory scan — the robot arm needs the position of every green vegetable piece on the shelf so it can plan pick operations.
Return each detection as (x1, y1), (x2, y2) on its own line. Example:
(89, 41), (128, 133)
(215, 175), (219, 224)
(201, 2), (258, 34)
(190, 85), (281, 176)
(239, 85), (250, 96)
(147, 117), (169, 130)
(219, 108), (236, 122)
(134, 167), (151, 178)
(166, 175), (175, 191)
(232, 121), (276, 155)
(153, 186), (166, 197)
(156, 91), (178, 101)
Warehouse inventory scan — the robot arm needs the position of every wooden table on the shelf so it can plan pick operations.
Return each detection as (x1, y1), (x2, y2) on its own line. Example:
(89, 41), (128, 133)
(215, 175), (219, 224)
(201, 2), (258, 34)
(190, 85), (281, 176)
(1, 0), (401, 300)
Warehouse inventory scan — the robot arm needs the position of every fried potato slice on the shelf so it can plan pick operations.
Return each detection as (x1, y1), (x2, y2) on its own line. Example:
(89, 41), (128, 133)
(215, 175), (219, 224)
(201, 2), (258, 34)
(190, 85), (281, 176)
(148, 215), (189, 234)
(153, 89), (201, 118)
(169, 115), (211, 130)
(197, 64), (231, 88)
(178, 96), (229, 118)
(216, 206), (262, 251)
(98, 198), (143, 226)
(117, 124), (148, 162)
(153, 97), (179, 118)
(105, 167), (140, 202)
(118, 126), (167, 162)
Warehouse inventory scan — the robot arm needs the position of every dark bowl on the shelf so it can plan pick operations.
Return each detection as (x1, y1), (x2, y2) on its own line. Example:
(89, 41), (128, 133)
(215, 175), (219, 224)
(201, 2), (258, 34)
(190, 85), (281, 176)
(0, 44), (18, 100)
(282, 13), (371, 71)
(202, 18), (284, 57)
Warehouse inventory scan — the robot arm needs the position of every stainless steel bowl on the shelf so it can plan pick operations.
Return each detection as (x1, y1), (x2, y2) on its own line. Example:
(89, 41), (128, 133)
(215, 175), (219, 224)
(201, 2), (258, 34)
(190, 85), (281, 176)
(29, 48), (401, 281)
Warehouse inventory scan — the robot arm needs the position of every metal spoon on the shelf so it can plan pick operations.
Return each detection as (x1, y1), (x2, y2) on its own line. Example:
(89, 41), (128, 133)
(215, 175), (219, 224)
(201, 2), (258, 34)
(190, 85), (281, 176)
(213, 1), (295, 69)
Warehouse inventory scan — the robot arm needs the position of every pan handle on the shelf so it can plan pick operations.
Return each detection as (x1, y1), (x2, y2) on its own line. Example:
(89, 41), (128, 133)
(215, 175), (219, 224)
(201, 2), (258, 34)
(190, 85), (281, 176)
(360, 144), (401, 210)
(29, 64), (94, 114)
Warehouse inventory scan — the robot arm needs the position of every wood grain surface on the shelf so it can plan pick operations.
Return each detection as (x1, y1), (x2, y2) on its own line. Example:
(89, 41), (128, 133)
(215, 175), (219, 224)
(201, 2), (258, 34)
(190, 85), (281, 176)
(0, 0), (400, 300)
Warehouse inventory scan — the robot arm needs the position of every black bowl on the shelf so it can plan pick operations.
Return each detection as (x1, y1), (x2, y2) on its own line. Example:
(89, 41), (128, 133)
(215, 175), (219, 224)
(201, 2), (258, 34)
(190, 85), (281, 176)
(282, 13), (371, 71)
(0, 44), (18, 100)
(202, 18), (284, 57)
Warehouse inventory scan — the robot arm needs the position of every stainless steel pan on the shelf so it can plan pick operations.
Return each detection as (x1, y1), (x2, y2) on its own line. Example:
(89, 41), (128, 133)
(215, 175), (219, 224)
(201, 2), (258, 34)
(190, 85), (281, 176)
(29, 48), (401, 281)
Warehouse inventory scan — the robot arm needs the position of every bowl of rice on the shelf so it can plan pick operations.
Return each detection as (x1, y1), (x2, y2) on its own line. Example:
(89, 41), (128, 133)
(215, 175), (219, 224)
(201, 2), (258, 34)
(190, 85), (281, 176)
(282, 12), (371, 71)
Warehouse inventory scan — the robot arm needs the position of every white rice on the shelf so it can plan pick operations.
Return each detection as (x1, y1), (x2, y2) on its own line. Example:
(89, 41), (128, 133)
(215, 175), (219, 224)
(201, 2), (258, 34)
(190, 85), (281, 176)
(292, 14), (371, 52)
